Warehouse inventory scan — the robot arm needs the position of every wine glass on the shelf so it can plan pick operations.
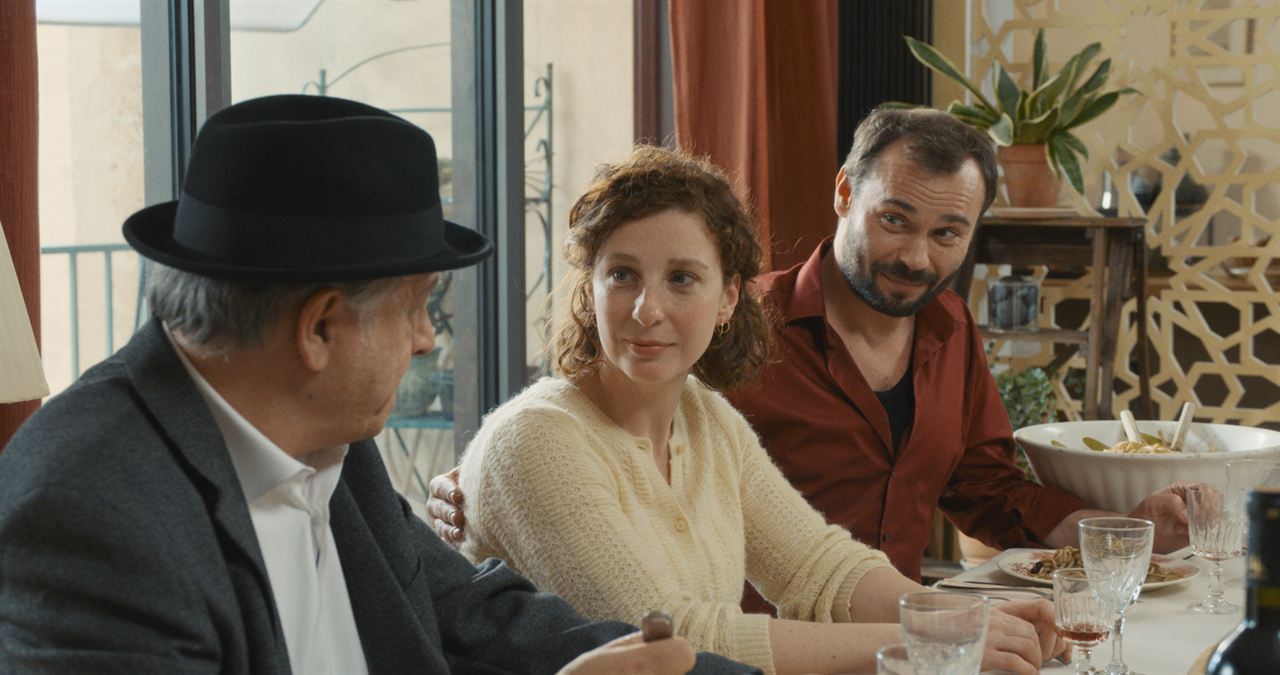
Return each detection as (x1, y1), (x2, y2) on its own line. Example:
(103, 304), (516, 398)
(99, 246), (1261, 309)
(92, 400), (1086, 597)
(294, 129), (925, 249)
(1225, 459), (1280, 514)
(1053, 568), (1112, 674)
(898, 591), (989, 675)
(1185, 483), (1243, 613)
(1078, 516), (1154, 675)
(1223, 459), (1280, 588)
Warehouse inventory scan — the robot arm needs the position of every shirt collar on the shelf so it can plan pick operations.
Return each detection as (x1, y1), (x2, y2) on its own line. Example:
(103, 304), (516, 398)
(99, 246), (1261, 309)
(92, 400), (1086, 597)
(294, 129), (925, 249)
(781, 237), (834, 323)
(914, 288), (967, 355)
(164, 327), (347, 504)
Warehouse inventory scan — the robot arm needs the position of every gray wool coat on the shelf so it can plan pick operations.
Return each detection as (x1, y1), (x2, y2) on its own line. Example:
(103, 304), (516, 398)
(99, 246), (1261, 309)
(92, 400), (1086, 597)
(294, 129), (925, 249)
(0, 319), (758, 675)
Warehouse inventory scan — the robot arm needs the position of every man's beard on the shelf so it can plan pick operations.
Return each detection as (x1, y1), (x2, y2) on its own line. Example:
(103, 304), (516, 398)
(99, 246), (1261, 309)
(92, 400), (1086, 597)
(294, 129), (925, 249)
(840, 248), (957, 318)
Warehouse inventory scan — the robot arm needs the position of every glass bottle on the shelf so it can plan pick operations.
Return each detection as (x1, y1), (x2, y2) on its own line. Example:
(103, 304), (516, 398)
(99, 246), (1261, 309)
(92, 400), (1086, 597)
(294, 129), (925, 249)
(1207, 487), (1280, 674)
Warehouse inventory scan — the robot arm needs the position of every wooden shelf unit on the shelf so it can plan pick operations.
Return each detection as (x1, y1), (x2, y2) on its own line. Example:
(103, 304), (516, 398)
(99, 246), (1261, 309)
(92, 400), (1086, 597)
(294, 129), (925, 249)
(955, 215), (1152, 420)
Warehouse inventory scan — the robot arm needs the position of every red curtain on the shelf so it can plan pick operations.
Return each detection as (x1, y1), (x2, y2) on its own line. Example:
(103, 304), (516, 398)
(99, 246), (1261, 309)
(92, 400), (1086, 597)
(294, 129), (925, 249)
(0, 0), (41, 449)
(669, 0), (838, 272)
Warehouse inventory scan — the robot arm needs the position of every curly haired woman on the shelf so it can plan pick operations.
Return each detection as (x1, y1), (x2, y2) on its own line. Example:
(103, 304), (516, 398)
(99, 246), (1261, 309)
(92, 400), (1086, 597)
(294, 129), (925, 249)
(452, 146), (1061, 675)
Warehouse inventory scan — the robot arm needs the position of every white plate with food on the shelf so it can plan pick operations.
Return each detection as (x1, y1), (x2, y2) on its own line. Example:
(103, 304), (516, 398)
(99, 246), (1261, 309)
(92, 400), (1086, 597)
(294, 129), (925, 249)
(996, 547), (1200, 591)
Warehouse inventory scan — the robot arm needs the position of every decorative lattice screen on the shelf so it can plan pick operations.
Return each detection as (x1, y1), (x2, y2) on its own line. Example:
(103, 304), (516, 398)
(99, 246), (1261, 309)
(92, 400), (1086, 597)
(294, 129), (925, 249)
(970, 0), (1278, 428)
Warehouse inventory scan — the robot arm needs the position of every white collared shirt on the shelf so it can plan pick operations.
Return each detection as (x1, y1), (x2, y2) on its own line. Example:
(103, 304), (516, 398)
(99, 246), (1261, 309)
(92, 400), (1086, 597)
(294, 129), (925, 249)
(169, 333), (368, 675)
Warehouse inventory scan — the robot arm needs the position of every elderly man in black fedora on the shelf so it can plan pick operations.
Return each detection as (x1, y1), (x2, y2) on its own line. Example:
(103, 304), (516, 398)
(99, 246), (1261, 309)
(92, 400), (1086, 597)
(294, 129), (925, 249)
(0, 95), (754, 675)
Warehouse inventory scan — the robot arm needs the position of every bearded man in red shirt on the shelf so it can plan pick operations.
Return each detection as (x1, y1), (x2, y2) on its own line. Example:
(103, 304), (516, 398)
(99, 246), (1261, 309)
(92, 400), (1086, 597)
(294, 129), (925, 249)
(719, 109), (1189, 613)
(426, 107), (1190, 603)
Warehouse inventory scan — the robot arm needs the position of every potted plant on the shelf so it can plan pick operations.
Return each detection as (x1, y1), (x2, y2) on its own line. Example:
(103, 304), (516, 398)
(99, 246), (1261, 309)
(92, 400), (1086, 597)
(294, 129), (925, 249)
(901, 29), (1137, 206)
(995, 364), (1059, 477)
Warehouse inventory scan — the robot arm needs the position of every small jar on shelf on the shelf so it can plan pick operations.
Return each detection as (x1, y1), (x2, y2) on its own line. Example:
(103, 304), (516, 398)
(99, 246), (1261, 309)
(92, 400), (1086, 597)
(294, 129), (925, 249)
(988, 268), (1039, 331)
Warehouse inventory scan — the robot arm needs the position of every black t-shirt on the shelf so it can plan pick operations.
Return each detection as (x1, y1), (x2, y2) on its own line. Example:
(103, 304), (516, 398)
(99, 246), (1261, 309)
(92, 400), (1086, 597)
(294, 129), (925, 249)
(874, 364), (915, 451)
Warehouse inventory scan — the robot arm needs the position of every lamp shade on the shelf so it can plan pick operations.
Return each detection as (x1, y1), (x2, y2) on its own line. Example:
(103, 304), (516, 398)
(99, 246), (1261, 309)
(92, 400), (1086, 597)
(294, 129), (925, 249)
(0, 219), (48, 404)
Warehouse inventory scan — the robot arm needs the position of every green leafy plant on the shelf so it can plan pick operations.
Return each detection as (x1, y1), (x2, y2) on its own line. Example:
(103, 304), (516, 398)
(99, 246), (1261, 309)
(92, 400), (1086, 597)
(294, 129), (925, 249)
(994, 365), (1058, 481)
(900, 29), (1137, 195)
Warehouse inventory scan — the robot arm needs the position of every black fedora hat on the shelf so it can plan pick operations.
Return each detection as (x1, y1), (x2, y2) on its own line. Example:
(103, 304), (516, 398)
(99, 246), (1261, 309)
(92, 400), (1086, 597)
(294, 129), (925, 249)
(124, 94), (493, 281)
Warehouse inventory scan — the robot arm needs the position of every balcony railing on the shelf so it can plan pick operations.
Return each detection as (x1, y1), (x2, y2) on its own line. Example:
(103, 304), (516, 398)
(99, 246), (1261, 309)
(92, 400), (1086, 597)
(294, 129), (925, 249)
(39, 243), (145, 382)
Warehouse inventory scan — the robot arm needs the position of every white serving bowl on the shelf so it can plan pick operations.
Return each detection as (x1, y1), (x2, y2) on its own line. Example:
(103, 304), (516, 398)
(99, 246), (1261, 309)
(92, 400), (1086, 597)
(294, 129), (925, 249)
(1015, 421), (1280, 513)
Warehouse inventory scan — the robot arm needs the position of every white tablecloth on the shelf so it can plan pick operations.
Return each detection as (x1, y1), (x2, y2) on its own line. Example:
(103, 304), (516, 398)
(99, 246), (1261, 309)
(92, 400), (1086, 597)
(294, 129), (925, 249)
(947, 548), (1243, 675)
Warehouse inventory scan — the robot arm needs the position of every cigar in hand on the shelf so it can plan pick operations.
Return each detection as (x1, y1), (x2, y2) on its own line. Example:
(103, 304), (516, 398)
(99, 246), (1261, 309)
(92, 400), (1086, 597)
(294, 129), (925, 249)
(641, 610), (674, 642)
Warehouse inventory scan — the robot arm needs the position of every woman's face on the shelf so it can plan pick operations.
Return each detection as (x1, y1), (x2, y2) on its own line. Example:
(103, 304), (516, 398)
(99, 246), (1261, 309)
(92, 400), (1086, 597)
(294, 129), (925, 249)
(590, 208), (739, 390)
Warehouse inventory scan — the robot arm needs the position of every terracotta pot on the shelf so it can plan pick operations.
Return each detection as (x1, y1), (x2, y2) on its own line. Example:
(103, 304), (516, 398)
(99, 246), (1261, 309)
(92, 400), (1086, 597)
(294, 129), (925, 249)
(997, 144), (1062, 207)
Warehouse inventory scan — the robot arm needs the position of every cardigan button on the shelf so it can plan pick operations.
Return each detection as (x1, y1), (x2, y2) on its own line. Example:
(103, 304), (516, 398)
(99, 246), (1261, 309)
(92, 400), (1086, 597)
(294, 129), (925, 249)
(675, 516), (688, 532)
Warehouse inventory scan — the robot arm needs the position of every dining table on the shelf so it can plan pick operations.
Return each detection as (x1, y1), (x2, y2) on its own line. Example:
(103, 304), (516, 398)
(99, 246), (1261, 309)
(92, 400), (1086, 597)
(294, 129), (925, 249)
(936, 548), (1244, 675)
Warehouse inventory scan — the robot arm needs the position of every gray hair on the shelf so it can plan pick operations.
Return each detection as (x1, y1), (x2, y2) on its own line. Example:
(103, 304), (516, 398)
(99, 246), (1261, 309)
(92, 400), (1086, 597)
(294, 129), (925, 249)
(145, 263), (404, 356)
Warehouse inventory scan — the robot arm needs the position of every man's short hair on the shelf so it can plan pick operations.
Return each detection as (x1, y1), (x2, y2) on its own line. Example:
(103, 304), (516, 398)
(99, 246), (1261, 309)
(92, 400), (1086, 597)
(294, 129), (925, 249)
(842, 107), (999, 213)
(146, 263), (404, 356)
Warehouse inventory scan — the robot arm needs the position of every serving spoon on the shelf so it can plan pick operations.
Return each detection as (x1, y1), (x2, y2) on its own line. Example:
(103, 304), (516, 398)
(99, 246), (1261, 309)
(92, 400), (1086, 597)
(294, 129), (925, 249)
(1170, 401), (1196, 452)
(1120, 410), (1142, 444)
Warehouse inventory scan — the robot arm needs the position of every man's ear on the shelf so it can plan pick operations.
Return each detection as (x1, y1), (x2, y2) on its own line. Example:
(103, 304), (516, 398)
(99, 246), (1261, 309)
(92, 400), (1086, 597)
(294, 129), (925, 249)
(296, 288), (345, 372)
(833, 166), (853, 217)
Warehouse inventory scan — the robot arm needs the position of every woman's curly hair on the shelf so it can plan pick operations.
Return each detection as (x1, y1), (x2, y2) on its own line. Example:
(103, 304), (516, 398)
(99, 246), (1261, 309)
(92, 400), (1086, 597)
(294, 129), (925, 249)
(551, 145), (770, 391)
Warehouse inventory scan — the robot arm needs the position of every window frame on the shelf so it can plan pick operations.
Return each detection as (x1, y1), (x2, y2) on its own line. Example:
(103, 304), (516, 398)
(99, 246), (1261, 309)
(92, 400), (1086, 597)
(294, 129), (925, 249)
(138, 0), (527, 454)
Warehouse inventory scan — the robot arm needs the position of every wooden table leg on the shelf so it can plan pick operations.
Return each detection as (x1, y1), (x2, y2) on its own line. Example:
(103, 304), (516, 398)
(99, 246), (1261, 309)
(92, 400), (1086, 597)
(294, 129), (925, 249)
(1084, 228), (1108, 420)
(1134, 232), (1153, 418)
(1099, 236), (1134, 419)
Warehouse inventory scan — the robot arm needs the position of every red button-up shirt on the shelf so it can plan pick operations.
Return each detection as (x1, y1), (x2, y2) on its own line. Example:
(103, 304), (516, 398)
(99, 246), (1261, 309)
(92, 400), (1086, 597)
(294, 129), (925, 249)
(728, 239), (1085, 587)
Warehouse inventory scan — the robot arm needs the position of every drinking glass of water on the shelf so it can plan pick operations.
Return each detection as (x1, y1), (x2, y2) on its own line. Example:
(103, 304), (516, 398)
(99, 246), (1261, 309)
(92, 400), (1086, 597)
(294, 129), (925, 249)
(1079, 516), (1154, 675)
(876, 643), (916, 675)
(898, 591), (989, 675)
(1053, 568), (1112, 674)
(1186, 483), (1244, 614)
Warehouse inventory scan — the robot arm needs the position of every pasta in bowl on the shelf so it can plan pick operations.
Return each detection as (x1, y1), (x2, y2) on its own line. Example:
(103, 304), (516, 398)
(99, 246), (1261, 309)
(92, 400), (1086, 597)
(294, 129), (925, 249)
(1014, 421), (1280, 512)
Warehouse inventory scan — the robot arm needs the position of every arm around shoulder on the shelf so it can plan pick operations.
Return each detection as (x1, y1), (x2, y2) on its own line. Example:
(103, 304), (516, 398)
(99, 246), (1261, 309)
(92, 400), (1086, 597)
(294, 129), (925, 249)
(944, 317), (1086, 548)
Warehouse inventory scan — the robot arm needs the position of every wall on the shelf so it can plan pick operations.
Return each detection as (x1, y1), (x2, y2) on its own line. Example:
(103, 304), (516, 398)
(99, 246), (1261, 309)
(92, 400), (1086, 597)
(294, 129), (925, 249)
(36, 21), (144, 393)
(523, 0), (635, 367)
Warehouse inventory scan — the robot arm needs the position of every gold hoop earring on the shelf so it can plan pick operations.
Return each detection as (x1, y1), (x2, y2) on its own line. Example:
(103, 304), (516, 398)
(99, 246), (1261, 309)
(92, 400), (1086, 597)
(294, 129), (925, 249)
(715, 321), (731, 337)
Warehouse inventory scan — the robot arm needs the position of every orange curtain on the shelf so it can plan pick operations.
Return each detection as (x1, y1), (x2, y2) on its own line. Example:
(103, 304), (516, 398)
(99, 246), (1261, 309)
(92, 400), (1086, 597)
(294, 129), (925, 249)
(0, 0), (41, 449)
(669, 0), (838, 272)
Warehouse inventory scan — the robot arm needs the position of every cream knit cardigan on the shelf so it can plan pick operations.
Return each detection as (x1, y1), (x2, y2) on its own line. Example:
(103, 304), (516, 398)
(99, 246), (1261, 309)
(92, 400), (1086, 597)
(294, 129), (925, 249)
(458, 377), (892, 674)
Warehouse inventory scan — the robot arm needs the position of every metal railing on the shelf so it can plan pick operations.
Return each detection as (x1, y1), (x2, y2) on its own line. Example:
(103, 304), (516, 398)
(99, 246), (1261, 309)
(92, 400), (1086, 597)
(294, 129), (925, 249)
(40, 243), (146, 380)
(40, 62), (552, 389)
